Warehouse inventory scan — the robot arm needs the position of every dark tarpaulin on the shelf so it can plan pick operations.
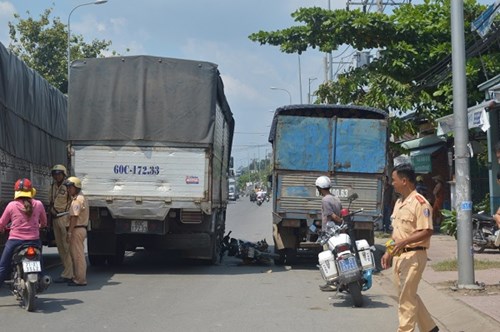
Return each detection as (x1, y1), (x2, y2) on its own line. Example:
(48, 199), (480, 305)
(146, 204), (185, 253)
(68, 56), (234, 146)
(0, 42), (67, 166)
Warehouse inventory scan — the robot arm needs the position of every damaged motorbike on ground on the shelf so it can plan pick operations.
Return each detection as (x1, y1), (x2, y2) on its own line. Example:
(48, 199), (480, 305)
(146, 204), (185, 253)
(472, 212), (500, 253)
(220, 231), (279, 264)
(314, 193), (376, 307)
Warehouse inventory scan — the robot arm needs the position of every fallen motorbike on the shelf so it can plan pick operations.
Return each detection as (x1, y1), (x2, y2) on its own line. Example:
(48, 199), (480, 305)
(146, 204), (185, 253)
(5, 242), (51, 312)
(314, 193), (375, 307)
(472, 212), (500, 253)
(220, 231), (279, 264)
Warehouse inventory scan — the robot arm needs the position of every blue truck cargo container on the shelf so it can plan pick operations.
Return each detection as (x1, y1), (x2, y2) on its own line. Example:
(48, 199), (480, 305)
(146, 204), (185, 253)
(268, 105), (389, 264)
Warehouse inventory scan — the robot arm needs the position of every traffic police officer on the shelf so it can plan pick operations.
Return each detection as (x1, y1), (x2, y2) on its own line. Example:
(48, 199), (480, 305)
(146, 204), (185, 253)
(65, 176), (89, 286)
(381, 163), (439, 332)
(49, 164), (73, 283)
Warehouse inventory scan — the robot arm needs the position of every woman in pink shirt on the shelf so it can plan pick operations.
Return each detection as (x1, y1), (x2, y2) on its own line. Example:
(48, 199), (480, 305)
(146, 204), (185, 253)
(0, 178), (47, 286)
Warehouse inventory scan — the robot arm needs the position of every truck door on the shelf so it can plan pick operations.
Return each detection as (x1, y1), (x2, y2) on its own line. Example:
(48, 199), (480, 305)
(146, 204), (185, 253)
(334, 118), (387, 174)
(275, 116), (330, 171)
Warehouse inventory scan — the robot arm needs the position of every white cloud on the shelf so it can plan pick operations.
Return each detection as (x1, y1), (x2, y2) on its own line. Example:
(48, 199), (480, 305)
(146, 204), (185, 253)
(109, 17), (126, 34)
(71, 14), (108, 39)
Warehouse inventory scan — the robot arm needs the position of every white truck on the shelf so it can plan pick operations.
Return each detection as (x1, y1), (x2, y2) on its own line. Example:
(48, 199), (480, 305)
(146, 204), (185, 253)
(0, 42), (67, 252)
(68, 55), (234, 265)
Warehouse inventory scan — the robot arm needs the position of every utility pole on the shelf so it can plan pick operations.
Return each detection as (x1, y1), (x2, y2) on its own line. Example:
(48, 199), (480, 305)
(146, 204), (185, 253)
(451, 0), (476, 289)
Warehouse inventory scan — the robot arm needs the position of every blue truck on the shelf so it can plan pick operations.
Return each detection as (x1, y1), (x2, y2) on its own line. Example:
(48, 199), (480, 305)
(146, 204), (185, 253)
(268, 104), (389, 264)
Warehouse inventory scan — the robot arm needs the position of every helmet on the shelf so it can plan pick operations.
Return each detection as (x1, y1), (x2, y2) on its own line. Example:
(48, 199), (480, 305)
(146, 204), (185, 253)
(65, 176), (82, 189)
(315, 176), (331, 189)
(14, 178), (37, 199)
(51, 164), (67, 177)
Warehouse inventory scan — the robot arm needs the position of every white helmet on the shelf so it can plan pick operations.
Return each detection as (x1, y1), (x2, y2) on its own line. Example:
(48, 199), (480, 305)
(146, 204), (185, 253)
(315, 176), (331, 189)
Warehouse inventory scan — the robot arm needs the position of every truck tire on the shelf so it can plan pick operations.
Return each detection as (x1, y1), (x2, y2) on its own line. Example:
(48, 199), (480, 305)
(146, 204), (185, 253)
(88, 254), (106, 266)
(348, 281), (364, 307)
(274, 248), (286, 266)
(273, 248), (297, 265)
(285, 248), (297, 265)
(107, 242), (125, 266)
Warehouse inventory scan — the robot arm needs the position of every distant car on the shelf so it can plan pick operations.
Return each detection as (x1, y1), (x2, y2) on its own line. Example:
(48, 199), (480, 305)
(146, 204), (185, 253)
(249, 192), (257, 202)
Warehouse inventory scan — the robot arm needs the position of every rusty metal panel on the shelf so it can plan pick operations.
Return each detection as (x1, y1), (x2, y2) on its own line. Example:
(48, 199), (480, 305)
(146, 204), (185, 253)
(275, 116), (331, 171)
(334, 118), (387, 174)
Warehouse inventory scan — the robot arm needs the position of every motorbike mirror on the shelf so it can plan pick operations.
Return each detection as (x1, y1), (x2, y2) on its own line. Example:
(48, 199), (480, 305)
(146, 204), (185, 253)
(348, 193), (358, 202)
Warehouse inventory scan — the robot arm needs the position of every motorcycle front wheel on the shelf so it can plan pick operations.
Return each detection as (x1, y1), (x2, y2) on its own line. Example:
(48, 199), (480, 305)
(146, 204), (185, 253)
(348, 281), (363, 307)
(472, 229), (487, 253)
(23, 280), (37, 312)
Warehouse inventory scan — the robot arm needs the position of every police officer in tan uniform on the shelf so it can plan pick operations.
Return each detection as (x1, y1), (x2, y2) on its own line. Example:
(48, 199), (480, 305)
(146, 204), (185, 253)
(65, 176), (89, 286)
(49, 164), (73, 283)
(381, 164), (439, 332)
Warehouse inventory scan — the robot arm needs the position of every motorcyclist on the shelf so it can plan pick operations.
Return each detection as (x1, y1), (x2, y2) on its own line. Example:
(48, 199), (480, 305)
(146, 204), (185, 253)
(256, 188), (265, 202)
(315, 175), (342, 292)
(0, 179), (47, 287)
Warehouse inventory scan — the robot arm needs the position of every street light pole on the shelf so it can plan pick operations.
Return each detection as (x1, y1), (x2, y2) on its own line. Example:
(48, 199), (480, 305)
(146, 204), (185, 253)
(308, 77), (317, 104)
(270, 87), (292, 104)
(67, 0), (108, 84)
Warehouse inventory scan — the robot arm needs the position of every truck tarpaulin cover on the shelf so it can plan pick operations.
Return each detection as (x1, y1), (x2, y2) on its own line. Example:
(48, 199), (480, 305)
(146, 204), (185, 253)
(0, 42), (67, 166)
(68, 56), (234, 144)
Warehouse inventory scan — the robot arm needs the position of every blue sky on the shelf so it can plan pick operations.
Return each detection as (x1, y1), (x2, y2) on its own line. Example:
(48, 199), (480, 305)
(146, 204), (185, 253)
(0, 1), (492, 170)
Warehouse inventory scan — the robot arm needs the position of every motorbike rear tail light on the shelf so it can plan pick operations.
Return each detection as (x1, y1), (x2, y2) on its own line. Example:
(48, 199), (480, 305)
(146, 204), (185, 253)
(26, 246), (36, 259)
(335, 244), (350, 253)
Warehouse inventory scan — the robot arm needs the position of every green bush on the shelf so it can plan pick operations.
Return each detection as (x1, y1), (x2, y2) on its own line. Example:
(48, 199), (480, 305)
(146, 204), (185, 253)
(440, 209), (457, 238)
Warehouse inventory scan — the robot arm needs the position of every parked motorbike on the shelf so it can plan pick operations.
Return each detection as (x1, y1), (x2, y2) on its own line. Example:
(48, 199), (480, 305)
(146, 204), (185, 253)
(315, 193), (375, 307)
(5, 242), (51, 311)
(472, 212), (500, 253)
(220, 231), (279, 264)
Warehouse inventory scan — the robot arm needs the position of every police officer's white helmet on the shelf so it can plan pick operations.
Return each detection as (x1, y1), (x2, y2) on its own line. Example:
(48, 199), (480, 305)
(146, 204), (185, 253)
(315, 176), (331, 189)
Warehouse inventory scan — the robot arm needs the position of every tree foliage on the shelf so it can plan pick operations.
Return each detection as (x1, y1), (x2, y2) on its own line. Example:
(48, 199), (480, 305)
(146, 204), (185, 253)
(8, 8), (112, 93)
(249, 0), (500, 137)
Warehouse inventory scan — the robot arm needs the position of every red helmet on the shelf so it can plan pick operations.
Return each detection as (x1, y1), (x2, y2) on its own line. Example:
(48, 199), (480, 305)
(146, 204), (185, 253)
(341, 208), (350, 217)
(14, 178), (32, 191)
(14, 178), (36, 199)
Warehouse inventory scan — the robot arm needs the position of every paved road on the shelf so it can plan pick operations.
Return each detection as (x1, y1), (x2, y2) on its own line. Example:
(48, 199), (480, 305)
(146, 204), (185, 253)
(0, 199), (400, 331)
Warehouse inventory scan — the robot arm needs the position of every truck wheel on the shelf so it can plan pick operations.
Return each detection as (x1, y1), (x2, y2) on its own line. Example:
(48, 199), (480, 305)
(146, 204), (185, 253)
(274, 248), (286, 266)
(348, 281), (364, 307)
(88, 254), (106, 266)
(285, 248), (297, 265)
(107, 243), (125, 266)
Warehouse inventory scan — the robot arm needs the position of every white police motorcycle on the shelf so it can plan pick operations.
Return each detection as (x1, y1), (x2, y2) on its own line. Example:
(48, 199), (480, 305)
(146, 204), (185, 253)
(315, 193), (375, 307)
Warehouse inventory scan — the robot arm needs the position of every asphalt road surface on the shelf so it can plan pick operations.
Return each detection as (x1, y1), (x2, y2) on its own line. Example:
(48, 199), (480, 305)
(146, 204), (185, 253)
(0, 198), (399, 331)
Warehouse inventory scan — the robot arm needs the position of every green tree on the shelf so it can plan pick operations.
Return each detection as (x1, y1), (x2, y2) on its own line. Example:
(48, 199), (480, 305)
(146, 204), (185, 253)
(8, 8), (112, 93)
(249, 0), (500, 137)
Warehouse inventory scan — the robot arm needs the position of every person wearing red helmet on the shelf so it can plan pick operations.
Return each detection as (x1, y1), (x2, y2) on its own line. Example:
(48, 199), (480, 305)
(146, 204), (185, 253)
(0, 179), (47, 287)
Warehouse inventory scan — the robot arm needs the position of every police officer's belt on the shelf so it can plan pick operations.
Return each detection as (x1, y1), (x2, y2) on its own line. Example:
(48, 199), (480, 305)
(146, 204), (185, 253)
(401, 246), (426, 252)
